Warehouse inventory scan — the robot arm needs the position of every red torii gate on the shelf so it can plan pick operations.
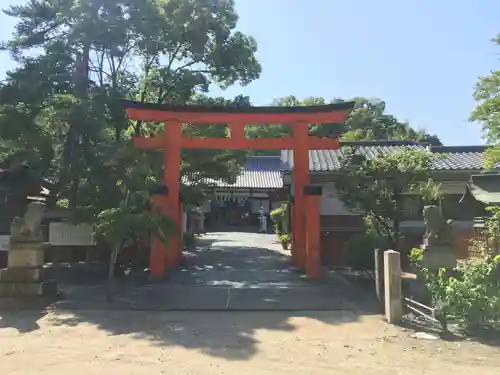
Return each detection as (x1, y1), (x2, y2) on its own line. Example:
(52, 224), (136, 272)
(123, 100), (354, 279)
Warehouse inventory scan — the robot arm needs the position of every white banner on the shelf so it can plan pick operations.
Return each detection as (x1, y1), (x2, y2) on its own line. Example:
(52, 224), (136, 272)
(49, 222), (95, 246)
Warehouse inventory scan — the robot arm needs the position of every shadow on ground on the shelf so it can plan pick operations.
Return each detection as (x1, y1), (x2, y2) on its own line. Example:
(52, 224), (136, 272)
(1, 232), (382, 360)
(1, 308), (374, 361)
(0, 310), (47, 333)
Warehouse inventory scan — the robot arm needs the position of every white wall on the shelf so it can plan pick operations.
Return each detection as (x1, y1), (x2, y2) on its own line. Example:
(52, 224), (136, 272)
(0, 235), (9, 251)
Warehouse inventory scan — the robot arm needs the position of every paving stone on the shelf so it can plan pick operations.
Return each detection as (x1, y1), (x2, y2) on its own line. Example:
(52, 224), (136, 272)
(53, 232), (376, 312)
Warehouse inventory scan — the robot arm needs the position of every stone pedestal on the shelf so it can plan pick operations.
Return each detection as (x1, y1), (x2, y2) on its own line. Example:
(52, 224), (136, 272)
(0, 242), (58, 299)
(421, 245), (457, 273)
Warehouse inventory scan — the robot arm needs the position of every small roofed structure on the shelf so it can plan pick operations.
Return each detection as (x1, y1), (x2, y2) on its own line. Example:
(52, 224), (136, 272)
(460, 173), (500, 206)
(459, 173), (500, 256)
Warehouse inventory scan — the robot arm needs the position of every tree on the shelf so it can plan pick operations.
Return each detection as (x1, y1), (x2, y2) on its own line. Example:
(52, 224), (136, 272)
(471, 34), (500, 167)
(0, 0), (261, 213)
(334, 149), (440, 248)
(341, 98), (442, 145)
(94, 189), (176, 301)
(250, 95), (442, 145)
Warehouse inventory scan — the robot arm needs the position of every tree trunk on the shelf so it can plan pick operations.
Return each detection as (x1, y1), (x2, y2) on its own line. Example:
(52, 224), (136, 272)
(393, 217), (400, 250)
(105, 248), (119, 302)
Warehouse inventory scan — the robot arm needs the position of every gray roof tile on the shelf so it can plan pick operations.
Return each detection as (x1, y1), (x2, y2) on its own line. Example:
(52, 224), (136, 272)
(212, 170), (283, 188)
(186, 156), (283, 189)
(281, 141), (490, 172)
(187, 142), (489, 189)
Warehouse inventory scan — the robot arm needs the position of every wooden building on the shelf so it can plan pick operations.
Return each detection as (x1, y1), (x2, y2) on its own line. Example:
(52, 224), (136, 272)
(280, 141), (492, 265)
(198, 156), (284, 230)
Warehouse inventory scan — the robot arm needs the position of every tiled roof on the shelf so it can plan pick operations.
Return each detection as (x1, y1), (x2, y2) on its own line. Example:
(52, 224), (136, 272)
(429, 146), (488, 170)
(187, 156), (283, 189)
(463, 173), (500, 205)
(281, 141), (490, 172)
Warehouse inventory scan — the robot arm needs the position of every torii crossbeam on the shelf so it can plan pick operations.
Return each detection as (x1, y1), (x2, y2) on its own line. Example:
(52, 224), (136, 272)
(123, 100), (354, 279)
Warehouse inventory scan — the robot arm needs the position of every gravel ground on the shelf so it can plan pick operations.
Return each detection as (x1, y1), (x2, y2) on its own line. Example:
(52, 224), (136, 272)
(1, 310), (500, 375)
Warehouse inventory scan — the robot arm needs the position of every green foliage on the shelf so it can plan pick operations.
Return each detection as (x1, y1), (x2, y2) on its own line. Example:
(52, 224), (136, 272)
(409, 247), (424, 266)
(252, 96), (441, 146)
(486, 206), (500, 240)
(93, 191), (176, 254)
(270, 204), (289, 237)
(93, 188), (176, 300)
(470, 36), (500, 143)
(341, 98), (441, 144)
(0, 0), (261, 214)
(335, 149), (440, 245)
(471, 35), (500, 167)
(417, 257), (500, 331)
(278, 234), (291, 248)
(343, 232), (391, 271)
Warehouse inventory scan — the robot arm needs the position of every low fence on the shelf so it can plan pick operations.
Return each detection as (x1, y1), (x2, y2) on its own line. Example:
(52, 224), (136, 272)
(374, 249), (438, 326)
(403, 296), (439, 324)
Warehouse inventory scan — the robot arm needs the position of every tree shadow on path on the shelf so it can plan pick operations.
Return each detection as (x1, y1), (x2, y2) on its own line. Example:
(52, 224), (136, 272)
(45, 308), (370, 360)
(0, 310), (47, 333)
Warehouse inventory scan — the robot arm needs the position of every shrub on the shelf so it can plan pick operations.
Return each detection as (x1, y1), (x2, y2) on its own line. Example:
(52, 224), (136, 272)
(409, 247), (424, 266)
(278, 234), (291, 248)
(343, 232), (391, 271)
(418, 256), (500, 332)
(270, 203), (289, 237)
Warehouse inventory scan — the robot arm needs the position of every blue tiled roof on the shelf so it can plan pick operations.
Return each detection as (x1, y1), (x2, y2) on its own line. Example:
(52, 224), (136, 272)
(244, 155), (283, 171)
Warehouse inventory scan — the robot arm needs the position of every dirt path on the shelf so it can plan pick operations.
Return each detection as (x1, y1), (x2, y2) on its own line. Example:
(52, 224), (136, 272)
(1, 310), (499, 375)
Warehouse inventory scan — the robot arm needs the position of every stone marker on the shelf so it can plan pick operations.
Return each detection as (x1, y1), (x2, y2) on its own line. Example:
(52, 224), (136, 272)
(0, 202), (58, 303)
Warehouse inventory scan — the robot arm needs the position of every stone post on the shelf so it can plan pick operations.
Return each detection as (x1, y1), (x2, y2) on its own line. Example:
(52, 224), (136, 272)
(383, 250), (403, 324)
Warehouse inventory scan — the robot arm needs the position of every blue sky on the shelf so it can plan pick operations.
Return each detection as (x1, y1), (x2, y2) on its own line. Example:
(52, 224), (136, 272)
(1, 0), (499, 145)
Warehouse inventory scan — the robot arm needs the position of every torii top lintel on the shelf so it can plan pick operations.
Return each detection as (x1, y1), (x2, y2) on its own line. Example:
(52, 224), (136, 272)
(123, 100), (355, 124)
(123, 100), (355, 150)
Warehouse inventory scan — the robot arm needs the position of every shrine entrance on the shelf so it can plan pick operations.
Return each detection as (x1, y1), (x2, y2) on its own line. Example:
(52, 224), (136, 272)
(123, 101), (354, 280)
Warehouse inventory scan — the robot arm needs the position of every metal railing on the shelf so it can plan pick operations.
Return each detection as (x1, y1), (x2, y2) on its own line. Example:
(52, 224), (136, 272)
(403, 296), (439, 324)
